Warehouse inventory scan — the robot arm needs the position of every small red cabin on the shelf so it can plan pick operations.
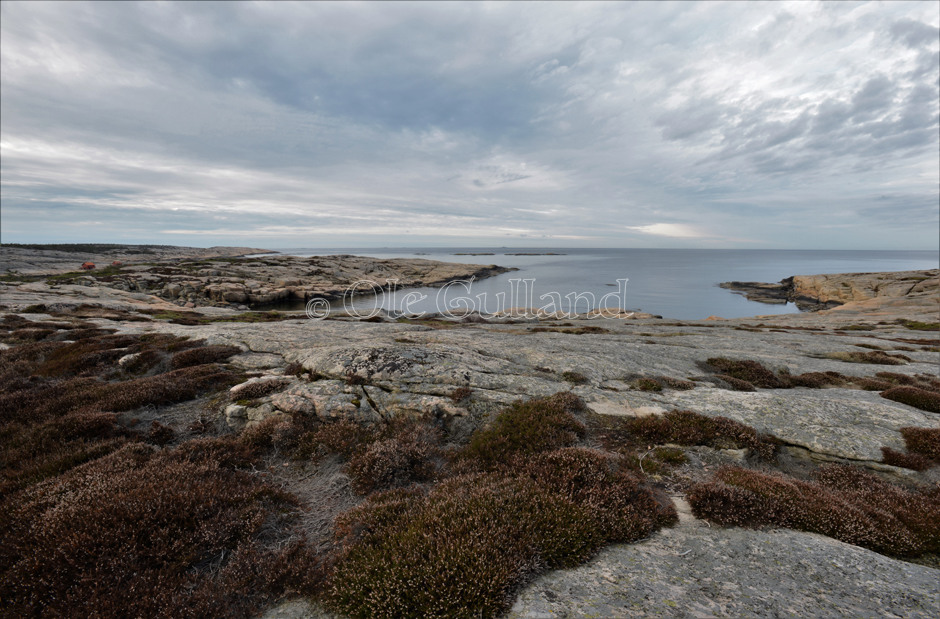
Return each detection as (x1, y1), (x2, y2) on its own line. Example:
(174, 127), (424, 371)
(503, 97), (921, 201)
(80, 262), (96, 270)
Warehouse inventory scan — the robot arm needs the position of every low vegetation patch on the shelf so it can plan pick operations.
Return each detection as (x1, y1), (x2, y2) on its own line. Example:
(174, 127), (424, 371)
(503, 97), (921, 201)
(632, 377), (662, 392)
(458, 393), (586, 470)
(688, 465), (940, 559)
(715, 374), (756, 391)
(561, 370), (588, 385)
(706, 358), (786, 388)
(170, 344), (242, 369)
(783, 370), (848, 388)
(626, 374), (695, 392)
(900, 320), (940, 332)
(880, 447), (933, 472)
(1, 444), (322, 618)
(0, 318), (322, 618)
(625, 409), (779, 460)
(0, 326), (245, 495)
(449, 386), (472, 403)
(142, 309), (298, 326)
(880, 386), (940, 413)
(824, 350), (910, 365)
(530, 325), (610, 335)
(346, 422), (443, 494)
(329, 447), (675, 618)
(899, 426), (940, 461)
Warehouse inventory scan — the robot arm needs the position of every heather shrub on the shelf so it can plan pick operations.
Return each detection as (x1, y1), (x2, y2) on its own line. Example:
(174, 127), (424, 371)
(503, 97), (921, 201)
(347, 422), (443, 494)
(241, 416), (304, 454)
(632, 377), (662, 392)
(169, 436), (259, 470)
(300, 420), (377, 461)
(230, 378), (286, 401)
(881, 447), (932, 471)
(147, 420), (176, 446)
(120, 348), (163, 374)
(0, 444), (323, 618)
(450, 386), (472, 403)
(659, 376), (696, 390)
(170, 344), (241, 369)
(857, 377), (895, 391)
(345, 371), (367, 386)
(36, 334), (136, 377)
(900, 426), (940, 460)
(0, 411), (131, 494)
(825, 351), (909, 365)
(459, 393), (586, 470)
(138, 332), (202, 352)
(330, 444), (675, 618)
(785, 371), (846, 388)
(626, 410), (778, 460)
(329, 474), (599, 618)
(561, 370), (588, 384)
(716, 374), (756, 391)
(874, 371), (916, 386)
(56, 327), (117, 341)
(884, 426), (940, 470)
(900, 320), (940, 331)
(880, 386), (940, 413)
(706, 358), (786, 388)
(518, 447), (677, 542)
(688, 465), (940, 558)
(652, 446), (688, 464)
(283, 361), (305, 377)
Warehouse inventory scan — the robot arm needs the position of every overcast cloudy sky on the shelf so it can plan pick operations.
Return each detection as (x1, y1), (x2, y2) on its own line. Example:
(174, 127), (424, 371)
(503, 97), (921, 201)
(1, 1), (938, 249)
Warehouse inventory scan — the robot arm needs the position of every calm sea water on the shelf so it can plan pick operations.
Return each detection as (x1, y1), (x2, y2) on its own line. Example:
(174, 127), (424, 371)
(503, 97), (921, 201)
(270, 248), (939, 320)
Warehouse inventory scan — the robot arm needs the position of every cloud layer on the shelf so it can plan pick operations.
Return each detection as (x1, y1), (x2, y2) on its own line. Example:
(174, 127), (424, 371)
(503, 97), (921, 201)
(2, 1), (938, 249)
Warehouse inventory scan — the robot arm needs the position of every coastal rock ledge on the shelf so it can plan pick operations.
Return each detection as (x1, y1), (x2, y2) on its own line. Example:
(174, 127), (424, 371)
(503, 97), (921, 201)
(721, 269), (939, 311)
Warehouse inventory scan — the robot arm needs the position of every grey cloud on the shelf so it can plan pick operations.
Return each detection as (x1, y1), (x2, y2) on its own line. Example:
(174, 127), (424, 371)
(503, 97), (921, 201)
(655, 102), (724, 141)
(890, 18), (940, 49)
(1, 1), (937, 250)
(850, 75), (896, 121)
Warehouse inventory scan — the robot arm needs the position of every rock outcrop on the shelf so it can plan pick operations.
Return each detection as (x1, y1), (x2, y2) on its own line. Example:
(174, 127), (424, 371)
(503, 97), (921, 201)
(508, 520), (940, 618)
(3, 248), (938, 618)
(0, 244), (274, 275)
(0, 249), (515, 310)
(721, 269), (939, 311)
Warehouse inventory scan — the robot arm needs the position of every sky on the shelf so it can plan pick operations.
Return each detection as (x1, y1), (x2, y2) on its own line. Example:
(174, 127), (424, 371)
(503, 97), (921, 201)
(1, 1), (938, 250)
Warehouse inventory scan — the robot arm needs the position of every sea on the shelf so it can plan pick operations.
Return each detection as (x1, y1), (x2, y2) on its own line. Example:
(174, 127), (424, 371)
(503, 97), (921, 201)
(266, 248), (939, 321)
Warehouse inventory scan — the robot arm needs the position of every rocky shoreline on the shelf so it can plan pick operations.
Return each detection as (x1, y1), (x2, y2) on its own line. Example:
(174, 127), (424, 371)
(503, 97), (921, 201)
(1, 246), (937, 618)
(721, 269), (939, 312)
(1, 246), (515, 310)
